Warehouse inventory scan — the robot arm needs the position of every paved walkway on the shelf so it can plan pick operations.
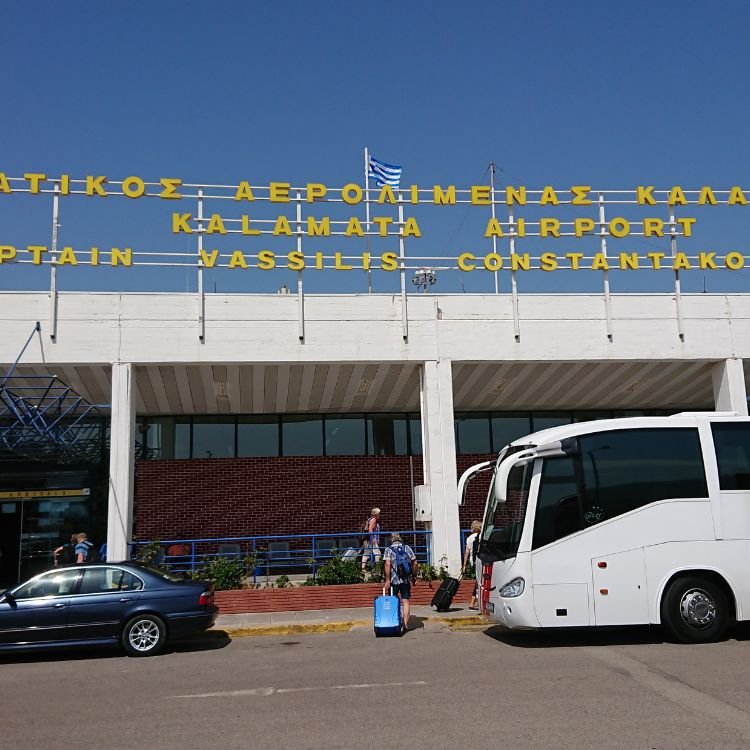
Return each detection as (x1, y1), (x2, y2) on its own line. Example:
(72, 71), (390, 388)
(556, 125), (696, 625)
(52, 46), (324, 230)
(214, 604), (482, 634)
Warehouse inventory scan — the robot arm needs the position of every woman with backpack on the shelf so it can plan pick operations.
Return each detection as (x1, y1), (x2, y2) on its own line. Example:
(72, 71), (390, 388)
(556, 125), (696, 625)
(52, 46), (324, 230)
(360, 507), (381, 572)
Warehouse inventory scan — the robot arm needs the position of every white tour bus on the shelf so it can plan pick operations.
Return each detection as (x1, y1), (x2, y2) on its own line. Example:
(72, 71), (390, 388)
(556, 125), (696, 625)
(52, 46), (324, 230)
(458, 412), (750, 643)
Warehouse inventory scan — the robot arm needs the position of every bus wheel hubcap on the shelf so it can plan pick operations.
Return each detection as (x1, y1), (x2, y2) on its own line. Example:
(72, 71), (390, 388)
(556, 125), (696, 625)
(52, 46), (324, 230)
(680, 589), (716, 629)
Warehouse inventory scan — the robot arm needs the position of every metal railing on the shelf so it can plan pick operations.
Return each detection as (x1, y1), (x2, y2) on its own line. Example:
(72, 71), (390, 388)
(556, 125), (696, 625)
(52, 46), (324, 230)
(130, 529), (433, 581)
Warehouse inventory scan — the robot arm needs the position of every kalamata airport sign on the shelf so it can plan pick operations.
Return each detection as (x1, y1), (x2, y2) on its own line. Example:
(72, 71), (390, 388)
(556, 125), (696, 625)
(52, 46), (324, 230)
(0, 172), (747, 273)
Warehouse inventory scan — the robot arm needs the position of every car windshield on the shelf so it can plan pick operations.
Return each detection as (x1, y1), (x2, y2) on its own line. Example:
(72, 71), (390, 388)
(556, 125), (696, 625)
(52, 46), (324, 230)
(480, 459), (533, 562)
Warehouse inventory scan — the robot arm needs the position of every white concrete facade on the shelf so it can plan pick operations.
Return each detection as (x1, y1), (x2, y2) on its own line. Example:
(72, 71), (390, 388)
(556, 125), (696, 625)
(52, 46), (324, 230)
(2, 291), (750, 574)
(106, 363), (136, 562)
(420, 360), (462, 573)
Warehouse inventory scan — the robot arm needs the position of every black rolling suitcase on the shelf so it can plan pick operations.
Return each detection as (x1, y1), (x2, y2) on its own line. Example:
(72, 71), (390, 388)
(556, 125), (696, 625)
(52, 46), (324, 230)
(431, 576), (460, 612)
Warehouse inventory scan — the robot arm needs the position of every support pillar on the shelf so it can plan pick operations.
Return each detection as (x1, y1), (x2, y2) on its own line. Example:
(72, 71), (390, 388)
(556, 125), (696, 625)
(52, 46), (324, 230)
(107, 363), (136, 561)
(712, 358), (748, 416)
(420, 359), (461, 575)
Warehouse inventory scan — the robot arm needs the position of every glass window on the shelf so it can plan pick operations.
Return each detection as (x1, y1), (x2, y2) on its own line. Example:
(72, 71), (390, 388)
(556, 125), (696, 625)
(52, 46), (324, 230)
(456, 413), (491, 454)
(119, 571), (144, 591)
(572, 411), (613, 423)
(367, 415), (408, 456)
(532, 413), (573, 433)
(79, 568), (143, 594)
(79, 567), (121, 594)
(325, 416), (365, 455)
(712, 423), (750, 490)
(192, 417), (235, 459)
(238, 417), (280, 457)
(282, 416), (323, 456)
(175, 418), (191, 459)
(143, 417), (176, 459)
(13, 569), (81, 599)
(578, 428), (708, 528)
(408, 415), (423, 455)
(532, 457), (580, 549)
(491, 414), (531, 452)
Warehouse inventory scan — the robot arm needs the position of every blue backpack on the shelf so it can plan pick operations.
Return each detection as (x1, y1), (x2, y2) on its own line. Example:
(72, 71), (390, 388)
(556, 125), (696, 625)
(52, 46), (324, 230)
(392, 543), (411, 582)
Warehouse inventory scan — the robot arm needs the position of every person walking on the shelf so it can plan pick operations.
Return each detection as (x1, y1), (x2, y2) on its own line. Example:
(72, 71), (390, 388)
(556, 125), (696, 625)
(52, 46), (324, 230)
(463, 520), (482, 611)
(74, 533), (95, 563)
(54, 534), (78, 566)
(383, 532), (417, 633)
(361, 507), (381, 571)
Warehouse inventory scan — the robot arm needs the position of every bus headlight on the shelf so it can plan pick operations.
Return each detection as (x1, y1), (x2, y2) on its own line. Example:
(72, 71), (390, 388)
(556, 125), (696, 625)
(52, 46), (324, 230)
(499, 577), (525, 598)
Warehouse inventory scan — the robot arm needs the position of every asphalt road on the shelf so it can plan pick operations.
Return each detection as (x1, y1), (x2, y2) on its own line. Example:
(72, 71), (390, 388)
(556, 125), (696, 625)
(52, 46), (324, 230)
(3, 621), (750, 750)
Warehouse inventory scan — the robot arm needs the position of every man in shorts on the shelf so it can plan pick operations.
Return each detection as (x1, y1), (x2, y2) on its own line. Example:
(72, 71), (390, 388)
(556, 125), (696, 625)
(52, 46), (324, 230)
(383, 532), (417, 633)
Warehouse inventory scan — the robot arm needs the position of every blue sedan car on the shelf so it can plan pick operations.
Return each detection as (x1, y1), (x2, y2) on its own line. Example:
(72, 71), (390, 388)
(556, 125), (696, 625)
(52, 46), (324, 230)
(0, 561), (218, 657)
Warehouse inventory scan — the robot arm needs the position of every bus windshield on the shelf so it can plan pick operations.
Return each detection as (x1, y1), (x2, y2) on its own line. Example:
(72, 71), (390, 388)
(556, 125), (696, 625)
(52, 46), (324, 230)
(480, 459), (533, 562)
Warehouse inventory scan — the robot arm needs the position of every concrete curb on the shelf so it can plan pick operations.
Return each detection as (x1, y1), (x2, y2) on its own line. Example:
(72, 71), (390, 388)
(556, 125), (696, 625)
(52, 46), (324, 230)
(216, 615), (487, 638)
(219, 621), (370, 637)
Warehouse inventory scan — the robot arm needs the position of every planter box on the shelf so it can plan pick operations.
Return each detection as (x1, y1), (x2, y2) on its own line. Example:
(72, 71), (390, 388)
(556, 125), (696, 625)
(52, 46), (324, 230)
(215, 579), (475, 614)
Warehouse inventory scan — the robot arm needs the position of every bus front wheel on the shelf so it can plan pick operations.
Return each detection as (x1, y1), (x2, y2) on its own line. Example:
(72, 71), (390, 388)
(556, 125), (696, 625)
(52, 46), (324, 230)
(661, 575), (729, 644)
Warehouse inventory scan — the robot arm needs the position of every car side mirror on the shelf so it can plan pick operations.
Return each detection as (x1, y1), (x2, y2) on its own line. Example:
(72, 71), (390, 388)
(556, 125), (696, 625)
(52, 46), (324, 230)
(1, 591), (16, 606)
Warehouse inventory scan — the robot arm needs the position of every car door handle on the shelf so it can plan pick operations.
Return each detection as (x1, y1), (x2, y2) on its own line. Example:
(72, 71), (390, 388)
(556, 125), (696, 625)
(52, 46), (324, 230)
(54, 603), (67, 608)
(120, 598), (134, 603)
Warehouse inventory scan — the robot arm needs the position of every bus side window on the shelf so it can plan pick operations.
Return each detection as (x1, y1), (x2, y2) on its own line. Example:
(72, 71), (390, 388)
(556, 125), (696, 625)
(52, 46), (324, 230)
(712, 423), (750, 490)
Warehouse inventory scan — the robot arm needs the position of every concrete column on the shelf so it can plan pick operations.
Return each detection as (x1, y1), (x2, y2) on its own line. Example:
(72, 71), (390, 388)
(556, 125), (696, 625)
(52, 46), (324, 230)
(712, 358), (748, 416)
(420, 359), (461, 575)
(107, 362), (136, 561)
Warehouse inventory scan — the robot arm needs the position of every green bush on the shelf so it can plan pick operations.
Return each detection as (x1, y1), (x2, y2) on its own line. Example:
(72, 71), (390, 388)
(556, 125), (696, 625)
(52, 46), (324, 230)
(314, 556), (365, 586)
(136, 540), (164, 568)
(190, 554), (256, 591)
(274, 575), (292, 588)
(368, 560), (386, 583)
(417, 562), (440, 581)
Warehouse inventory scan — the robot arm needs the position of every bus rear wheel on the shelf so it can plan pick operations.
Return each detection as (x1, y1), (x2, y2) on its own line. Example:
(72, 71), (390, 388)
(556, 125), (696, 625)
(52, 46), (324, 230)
(661, 575), (729, 644)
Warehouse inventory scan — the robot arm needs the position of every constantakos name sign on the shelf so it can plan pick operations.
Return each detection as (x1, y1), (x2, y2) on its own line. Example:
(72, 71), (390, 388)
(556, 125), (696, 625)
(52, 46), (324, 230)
(0, 172), (748, 273)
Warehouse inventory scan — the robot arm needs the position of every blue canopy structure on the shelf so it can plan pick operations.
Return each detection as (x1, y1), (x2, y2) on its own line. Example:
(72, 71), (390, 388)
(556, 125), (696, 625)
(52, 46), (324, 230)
(0, 323), (109, 463)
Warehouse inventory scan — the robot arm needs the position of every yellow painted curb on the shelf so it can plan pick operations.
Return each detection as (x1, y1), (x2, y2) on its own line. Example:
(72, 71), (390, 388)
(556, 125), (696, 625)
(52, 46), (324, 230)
(221, 620), (370, 637)
(436, 616), (489, 630)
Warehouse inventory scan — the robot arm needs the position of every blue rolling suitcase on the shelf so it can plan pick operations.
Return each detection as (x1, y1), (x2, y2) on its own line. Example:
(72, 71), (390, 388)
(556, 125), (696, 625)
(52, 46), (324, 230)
(374, 587), (403, 637)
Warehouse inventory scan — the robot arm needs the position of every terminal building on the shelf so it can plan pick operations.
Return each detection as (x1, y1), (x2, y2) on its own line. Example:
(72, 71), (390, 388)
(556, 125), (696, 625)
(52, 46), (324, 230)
(1, 289), (748, 587)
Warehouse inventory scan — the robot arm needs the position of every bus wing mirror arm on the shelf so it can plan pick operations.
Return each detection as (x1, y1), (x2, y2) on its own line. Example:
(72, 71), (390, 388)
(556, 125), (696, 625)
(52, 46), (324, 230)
(457, 461), (493, 506)
(495, 450), (538, 504)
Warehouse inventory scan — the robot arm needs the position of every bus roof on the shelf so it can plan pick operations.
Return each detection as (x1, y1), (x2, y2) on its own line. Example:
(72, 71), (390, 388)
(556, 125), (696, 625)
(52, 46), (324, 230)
(506, 411), (747, 452)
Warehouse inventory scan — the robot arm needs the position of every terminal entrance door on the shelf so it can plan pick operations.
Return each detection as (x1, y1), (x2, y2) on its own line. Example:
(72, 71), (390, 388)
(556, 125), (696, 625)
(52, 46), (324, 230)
(0, 489), (91, 588)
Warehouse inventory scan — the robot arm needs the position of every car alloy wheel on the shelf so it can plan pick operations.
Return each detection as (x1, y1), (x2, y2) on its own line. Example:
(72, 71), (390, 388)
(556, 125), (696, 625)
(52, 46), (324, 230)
(123, 615), (166, 656)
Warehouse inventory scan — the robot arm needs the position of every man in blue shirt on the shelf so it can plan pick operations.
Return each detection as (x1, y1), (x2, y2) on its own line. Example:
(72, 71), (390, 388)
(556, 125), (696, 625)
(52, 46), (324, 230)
(75, 533), (94, 563)
(383, 533), (417, 633)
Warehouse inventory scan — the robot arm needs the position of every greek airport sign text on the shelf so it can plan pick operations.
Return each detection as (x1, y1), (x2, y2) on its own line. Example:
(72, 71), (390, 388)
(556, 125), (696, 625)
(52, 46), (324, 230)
(0, 172), (748, 273)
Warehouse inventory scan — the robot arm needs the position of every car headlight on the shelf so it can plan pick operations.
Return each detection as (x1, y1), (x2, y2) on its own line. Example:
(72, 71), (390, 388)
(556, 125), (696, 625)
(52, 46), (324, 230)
(499, 577), (525, 598)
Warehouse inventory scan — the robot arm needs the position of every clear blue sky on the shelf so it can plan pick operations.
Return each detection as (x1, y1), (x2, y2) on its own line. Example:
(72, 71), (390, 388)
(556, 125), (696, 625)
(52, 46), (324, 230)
(1, 1), (748, 295)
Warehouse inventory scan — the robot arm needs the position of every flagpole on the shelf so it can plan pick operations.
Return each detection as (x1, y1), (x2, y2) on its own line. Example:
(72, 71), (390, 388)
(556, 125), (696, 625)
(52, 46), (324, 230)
(490, 161), (499, 294)
(364, 147), (372, 294)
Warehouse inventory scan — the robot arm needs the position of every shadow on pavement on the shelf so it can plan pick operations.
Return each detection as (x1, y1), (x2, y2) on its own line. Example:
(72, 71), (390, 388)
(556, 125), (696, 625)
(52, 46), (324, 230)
(484, 625), (667, 648)
(406, 616), (427, 631)
(0, 630), (231, 664)
(485, 621), (750, 648)
(167, 630), (232, 653)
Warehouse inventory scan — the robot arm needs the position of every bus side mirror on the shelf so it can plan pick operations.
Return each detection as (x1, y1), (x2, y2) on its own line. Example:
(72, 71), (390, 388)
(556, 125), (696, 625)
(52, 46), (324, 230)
(494, 439), (577, 503)
(457, 461), (493, 506)
(495, 450), (537, 504)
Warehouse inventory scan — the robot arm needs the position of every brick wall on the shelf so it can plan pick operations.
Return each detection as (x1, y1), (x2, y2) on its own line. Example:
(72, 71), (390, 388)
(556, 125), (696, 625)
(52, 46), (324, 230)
(134, 453), (496, 540)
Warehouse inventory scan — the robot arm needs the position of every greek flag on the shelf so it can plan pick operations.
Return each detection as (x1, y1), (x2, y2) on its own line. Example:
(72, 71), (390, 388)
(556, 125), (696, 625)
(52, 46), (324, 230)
(368, 156), (402, 188)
